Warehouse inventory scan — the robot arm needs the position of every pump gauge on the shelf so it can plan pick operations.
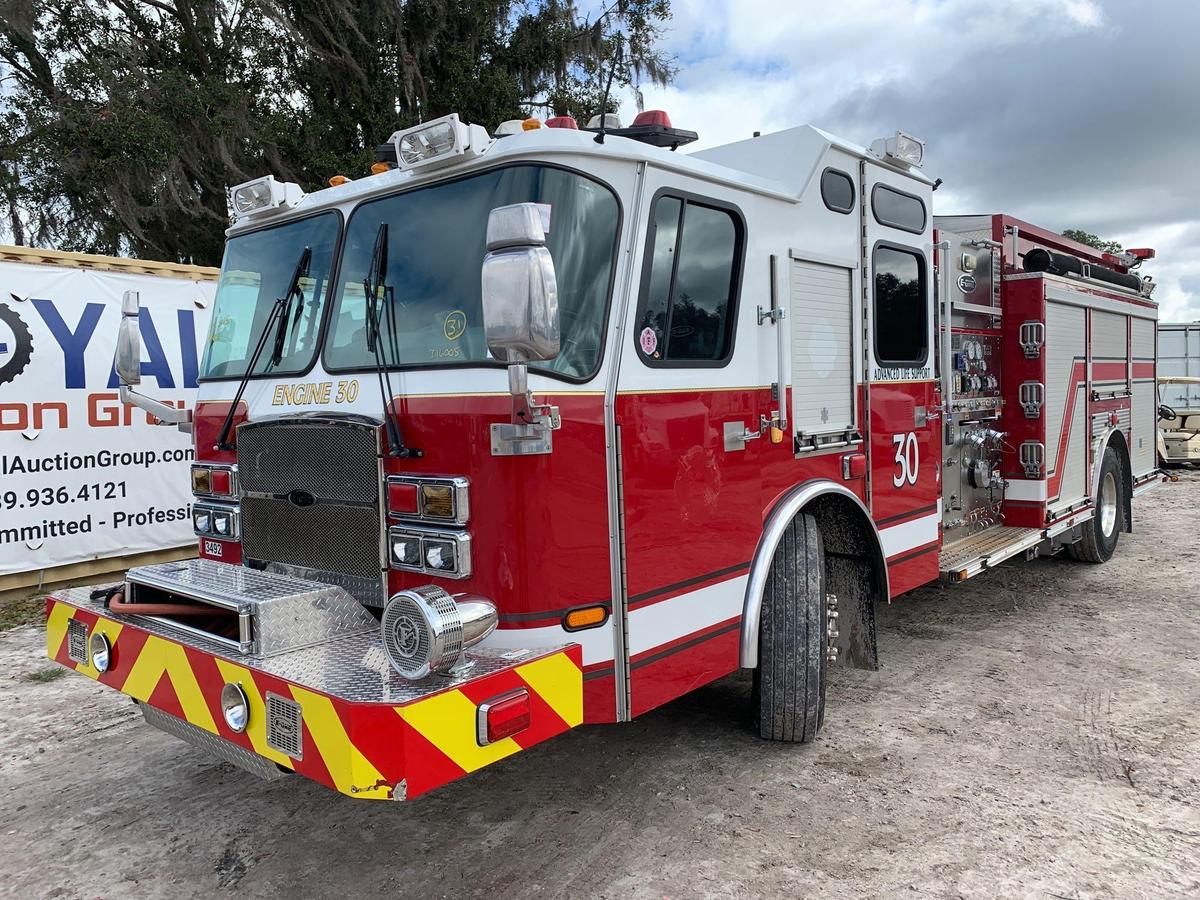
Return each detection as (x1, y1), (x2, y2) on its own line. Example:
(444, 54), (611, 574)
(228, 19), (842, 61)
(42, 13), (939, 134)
(966, 342), (977, 360)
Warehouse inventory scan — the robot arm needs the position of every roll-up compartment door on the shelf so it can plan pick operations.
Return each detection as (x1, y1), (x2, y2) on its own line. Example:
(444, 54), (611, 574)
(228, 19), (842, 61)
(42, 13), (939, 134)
(790, 259), (854, 439)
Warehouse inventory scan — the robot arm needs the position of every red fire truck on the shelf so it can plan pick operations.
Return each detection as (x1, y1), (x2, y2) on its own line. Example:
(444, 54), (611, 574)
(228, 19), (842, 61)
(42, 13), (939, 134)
(45, 112), (1163, 801)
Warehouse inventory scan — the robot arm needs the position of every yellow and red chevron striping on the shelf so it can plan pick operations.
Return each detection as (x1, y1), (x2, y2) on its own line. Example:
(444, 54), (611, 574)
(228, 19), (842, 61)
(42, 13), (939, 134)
(45, 597), (582, 800)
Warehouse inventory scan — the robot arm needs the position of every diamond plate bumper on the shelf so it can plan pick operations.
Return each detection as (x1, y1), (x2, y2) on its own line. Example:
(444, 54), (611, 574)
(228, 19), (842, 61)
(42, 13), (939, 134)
(45, 589), (582, 801)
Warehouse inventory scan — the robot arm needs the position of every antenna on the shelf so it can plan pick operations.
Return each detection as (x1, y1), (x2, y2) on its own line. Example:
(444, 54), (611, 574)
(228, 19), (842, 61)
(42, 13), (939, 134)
(594, 35), (623, 145)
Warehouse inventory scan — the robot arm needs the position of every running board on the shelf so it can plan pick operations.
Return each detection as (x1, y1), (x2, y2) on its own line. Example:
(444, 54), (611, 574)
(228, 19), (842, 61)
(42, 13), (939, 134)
(939, 526), (1044, 581)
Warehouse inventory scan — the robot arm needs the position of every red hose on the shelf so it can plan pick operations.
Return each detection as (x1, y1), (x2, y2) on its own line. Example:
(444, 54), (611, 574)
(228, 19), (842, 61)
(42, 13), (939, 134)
(106, 591), (235, 617)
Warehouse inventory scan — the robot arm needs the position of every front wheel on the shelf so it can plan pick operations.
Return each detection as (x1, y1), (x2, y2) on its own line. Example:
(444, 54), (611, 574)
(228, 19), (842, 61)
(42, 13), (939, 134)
(752, 513), (826, 743)
(1068, 446), (1124, 563)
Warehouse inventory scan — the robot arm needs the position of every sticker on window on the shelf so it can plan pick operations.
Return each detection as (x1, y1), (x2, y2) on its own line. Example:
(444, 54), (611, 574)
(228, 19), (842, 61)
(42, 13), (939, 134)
(639, 327), (658, 356)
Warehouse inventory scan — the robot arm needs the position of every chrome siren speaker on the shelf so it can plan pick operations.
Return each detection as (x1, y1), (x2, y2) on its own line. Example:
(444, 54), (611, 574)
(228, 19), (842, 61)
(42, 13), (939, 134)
(381, 585), (498, 679)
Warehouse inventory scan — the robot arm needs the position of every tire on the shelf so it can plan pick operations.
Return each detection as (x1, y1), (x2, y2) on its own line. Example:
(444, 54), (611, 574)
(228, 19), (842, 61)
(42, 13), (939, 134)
(752, 512), (826, 742)
(1070, 446), (1124, 563)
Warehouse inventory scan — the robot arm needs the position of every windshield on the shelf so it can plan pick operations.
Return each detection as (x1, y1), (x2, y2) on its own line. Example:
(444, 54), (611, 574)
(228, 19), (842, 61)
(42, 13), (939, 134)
(325, 165), (620, 380)
(201, 212), (340, 379)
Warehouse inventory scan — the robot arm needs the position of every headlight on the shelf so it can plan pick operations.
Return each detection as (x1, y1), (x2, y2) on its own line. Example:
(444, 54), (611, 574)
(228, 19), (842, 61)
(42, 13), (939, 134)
(89, 632), (111, 673)
(390, 534), (421, 568)
(221, 682), (250, 733)
(381, 586), (497, 680)
(387, 526), (471, 578)
(424, 538), (456, 572)
(193, 502), (238, 540)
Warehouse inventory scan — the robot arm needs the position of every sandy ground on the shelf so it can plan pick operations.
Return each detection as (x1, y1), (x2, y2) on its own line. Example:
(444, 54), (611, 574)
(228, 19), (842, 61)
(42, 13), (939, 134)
(1, 474), (1198, 899)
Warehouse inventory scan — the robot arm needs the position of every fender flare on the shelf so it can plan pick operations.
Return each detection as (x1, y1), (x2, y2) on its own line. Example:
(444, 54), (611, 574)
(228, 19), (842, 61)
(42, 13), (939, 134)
(740, 480), (890, 668)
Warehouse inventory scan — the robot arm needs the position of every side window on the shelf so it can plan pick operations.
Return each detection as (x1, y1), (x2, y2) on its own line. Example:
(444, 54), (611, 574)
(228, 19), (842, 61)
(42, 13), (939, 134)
(820, 168), (855, 214)
(873, 245), (928, 366)
(636, 194), (743, 365)
(871, 184), (926, 233)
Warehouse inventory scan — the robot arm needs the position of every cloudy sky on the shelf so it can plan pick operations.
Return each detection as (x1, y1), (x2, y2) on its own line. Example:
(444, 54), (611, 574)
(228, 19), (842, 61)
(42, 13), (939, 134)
(611, 0), (1200, 321)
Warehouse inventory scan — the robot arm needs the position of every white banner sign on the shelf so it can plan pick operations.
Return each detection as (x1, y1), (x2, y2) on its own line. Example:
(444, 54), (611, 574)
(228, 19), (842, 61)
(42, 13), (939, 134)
(0, 259), (214, 576)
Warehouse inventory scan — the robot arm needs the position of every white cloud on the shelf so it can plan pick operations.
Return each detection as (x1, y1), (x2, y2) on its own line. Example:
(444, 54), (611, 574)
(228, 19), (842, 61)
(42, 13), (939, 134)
(614, 0), (1198, 319)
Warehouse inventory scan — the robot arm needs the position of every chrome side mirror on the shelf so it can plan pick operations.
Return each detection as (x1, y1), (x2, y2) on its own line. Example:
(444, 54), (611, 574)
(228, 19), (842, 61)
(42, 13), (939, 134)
(481, 203), (560, 362)
(481, 203), (562, 456)
(115, 290), (142, 386)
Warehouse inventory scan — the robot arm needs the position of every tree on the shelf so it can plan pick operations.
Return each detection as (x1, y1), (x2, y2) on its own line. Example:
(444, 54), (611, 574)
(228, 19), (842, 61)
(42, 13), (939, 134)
(0, 0), (673, 265)
(1062, 228), (1123, 254)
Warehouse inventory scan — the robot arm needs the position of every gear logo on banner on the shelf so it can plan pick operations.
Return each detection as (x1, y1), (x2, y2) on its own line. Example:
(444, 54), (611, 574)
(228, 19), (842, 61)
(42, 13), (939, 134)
(0, 301), (34, 386)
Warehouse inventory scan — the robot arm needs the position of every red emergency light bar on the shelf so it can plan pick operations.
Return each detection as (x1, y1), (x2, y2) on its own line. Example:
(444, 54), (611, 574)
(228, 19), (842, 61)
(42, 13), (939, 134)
(585, 108), (698, 150)
(545, 115), (578, 129)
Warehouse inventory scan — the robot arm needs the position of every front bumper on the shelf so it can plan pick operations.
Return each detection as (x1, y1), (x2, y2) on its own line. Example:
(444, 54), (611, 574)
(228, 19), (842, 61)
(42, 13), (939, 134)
(46, 589), (582, 801)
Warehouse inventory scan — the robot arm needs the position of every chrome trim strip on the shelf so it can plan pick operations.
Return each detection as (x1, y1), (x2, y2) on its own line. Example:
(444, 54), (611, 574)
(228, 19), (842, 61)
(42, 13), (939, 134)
(603, 160), (646, 722)
(740, 480), (889, 669)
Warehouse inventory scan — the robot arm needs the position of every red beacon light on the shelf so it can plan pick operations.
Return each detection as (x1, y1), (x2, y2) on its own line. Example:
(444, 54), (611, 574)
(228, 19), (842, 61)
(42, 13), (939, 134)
(631, 109), (673, 128)
(545, 115), (578, 130)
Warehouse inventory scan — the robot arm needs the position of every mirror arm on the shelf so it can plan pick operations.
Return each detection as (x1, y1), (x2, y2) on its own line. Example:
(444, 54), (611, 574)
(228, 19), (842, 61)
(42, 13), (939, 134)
(119, 384), (193, 432)
(507, 362), (560, 429)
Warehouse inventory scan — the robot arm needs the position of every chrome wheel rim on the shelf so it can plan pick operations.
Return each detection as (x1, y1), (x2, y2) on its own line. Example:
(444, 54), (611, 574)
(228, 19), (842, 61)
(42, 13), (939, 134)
(1099, 470), (1118, 537)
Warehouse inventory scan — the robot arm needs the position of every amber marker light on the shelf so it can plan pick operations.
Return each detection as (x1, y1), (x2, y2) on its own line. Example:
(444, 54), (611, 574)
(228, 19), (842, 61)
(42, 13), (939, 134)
(420, 483), (455, 519)
(564, 604), (609, 632)
(328, 174), (350, 186)
(522, 117), (542, 131)
(370, 162), (390, 175)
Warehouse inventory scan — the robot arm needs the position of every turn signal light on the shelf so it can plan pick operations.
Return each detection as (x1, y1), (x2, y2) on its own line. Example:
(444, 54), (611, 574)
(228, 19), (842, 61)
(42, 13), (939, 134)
(193, 464), (235, 496)
(191, 466), (210, 494)
(477, 688), (531, 745)
(564, 604), (609, 631)
(420, 484), (455, 519)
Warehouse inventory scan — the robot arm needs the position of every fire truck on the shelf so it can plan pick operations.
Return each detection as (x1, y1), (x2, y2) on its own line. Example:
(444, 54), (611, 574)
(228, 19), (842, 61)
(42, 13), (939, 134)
(45, 111), (1163, 801)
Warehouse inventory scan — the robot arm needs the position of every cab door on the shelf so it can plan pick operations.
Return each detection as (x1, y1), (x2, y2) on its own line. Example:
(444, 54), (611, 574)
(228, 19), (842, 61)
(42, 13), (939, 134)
(861, 162), (941, 595)
(615, 177), (761, 718)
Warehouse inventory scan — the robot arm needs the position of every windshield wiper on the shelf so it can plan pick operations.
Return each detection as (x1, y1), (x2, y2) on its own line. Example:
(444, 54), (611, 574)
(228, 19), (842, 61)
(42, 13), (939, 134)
(214, 245), (311, 451)
(363, 223), (421, 458)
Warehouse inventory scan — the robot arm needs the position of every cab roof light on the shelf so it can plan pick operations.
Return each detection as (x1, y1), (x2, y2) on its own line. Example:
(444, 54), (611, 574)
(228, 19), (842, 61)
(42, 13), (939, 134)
(545, 115), (578, 129)
(388, 113), (492, 172)
(228, 175), (305, 220)
(522, 117), (542, 131)
(870, 130), (925, 168)
(586, 112), (623, 130)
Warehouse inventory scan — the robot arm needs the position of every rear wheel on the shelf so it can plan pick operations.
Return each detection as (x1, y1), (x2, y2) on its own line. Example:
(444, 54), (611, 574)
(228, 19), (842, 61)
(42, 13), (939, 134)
(753, 513), (826, 743)
(1069, 446), (1124, 563)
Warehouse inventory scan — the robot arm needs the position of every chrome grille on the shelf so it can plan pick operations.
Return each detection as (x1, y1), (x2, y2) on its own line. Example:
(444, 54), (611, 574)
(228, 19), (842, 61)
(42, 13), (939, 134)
(241, 497), (382, 577)
(236, 417), (385, 606)
(266, 692), (304, 759)
(237, 419), (379, 502)
(66, 618), (88, 663)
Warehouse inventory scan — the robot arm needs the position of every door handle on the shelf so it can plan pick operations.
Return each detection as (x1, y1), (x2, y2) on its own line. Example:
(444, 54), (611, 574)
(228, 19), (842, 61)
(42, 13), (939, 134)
(724, 418), (766, 451)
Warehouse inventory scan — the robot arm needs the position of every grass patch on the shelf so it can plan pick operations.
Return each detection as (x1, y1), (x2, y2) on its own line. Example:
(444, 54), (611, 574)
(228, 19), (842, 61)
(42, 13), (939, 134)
(0, 593), (45, 632)
(24, 666), (66, 683)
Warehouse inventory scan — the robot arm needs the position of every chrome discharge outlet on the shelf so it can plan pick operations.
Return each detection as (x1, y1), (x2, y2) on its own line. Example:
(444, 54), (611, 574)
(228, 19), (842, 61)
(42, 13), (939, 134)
(381, 585), (498, 680)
